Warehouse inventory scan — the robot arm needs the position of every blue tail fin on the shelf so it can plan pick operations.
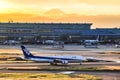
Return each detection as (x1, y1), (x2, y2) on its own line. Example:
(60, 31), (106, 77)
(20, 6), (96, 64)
(21, 45), (33, 58)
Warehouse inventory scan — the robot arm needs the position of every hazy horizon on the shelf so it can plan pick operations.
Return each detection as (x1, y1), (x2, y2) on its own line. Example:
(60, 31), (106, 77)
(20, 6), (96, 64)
(0, 0), (120, 29)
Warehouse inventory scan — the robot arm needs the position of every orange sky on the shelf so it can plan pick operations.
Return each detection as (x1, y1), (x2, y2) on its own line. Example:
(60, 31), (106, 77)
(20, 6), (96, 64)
(0, 0), (120, 29)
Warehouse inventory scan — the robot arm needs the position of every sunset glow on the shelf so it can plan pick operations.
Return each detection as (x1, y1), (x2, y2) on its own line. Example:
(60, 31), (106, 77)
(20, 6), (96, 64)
(0, 0), (12, 13)
(0, 0), (120, 28)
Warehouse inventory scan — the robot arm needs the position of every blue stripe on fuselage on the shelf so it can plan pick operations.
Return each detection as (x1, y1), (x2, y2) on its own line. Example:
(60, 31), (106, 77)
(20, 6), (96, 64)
(29, 56), (81, 61)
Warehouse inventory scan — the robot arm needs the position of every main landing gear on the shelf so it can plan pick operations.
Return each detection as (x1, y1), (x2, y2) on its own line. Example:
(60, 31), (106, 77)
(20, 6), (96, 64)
(50, 62), (58, 65)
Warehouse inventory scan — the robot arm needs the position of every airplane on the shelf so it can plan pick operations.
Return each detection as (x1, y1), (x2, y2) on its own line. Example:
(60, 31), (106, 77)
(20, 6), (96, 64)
(21, 45), (86, 65)
(84, 35), (100, 48)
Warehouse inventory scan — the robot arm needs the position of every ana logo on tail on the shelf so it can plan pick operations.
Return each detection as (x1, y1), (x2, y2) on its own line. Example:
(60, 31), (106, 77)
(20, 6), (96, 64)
(22, 47), (31, 56)
(21, 45), (33, 58)
(23, 48), (30, 55)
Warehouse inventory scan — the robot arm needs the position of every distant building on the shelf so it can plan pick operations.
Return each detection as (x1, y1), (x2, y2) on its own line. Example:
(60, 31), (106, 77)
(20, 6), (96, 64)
(0, 23), (91, 43)
(0, 22), (120, 44)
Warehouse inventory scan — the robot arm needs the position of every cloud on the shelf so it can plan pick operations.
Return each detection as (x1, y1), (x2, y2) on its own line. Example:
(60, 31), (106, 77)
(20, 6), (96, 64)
(44, 9), (64, 17)
(2, 0), (119, 15)
(1, 1), (119, 28)
(0, 12), (120, 28)
(76, 0), (120, 5)
(8, 0), (120, 5)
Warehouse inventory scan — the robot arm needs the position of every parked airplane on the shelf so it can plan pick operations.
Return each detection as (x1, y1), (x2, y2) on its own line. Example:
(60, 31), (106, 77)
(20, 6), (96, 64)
(84, 35), (100, 43)
(84, 35), (100, 48)
(42, 40), (56, 45)
(21, 45), (86, 65)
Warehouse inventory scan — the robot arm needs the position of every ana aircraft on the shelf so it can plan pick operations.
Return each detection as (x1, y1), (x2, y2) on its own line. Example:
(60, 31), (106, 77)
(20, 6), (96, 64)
(84, 35), (100, 48)
(21, 45), (86, 65)
(84, 35), (100, 43)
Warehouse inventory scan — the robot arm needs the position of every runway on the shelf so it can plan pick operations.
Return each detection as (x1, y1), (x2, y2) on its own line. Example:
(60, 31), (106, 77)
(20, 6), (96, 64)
(0, 44), (120, 80)
(0, 62), (120, 67)
(0, 62), (120, 80)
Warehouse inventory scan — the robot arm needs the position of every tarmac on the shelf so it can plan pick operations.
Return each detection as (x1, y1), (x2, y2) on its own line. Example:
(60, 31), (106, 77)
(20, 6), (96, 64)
(0, 44), (120, 80)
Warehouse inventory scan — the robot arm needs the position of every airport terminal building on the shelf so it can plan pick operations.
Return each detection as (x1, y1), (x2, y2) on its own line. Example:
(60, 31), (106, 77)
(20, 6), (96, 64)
(0, 22), (120, 44)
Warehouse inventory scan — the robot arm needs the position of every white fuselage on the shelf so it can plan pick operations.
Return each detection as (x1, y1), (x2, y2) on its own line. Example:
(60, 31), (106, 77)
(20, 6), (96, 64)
(29, 55), (86, 62)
